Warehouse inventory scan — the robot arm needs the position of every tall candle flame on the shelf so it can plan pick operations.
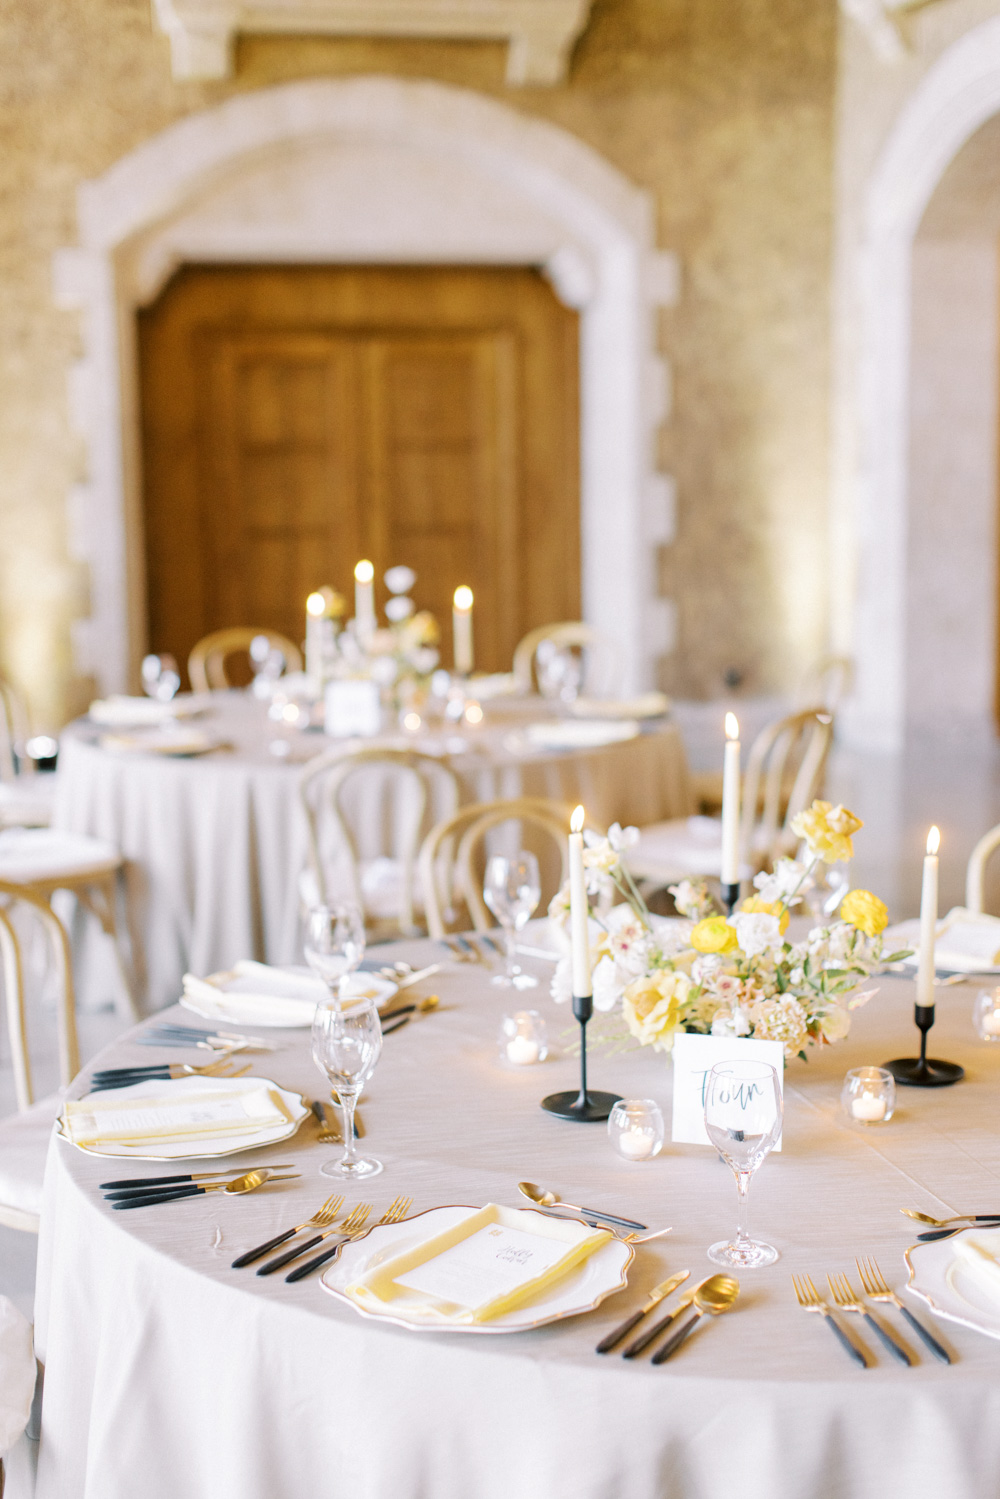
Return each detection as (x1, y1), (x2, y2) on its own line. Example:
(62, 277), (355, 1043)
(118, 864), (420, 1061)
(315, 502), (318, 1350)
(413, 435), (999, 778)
(354, 559), (374, 583)
(453, 585), (473, 611)
(725, 712), (739, 741)
(571, 805), (585, 834)
(927, 825), (940, 856)
(306, 591), (326, 616)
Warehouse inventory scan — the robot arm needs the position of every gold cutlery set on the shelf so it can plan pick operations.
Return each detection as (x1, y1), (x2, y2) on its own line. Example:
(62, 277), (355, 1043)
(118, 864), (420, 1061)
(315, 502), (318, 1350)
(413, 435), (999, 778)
(596, 1272), (740, 1362)
(231, 1194), (412, 1281)
(792, 1259), (952, 1365)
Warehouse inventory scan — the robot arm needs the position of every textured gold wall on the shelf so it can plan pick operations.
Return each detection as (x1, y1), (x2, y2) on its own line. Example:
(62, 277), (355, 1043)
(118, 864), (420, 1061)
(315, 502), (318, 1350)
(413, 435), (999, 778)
(0, 0), (836, 725)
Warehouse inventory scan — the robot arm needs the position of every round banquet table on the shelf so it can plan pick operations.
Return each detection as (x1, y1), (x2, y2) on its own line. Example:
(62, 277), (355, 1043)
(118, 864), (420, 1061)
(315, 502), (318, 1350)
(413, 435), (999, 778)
(53, 694), (691, 1010)
(32, 929), (1000, 1499)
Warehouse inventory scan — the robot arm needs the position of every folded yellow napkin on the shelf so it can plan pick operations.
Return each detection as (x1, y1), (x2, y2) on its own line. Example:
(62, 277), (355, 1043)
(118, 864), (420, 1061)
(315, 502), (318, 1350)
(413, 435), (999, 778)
(343, 1204), (611, 1326)
(952, 1235), (1000, 1303)
(62, 1083), (292, 1148)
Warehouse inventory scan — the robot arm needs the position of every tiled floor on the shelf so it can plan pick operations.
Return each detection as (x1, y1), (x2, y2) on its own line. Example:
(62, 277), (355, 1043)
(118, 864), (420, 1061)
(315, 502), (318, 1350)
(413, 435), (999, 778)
(4, 725), (1000, 1315)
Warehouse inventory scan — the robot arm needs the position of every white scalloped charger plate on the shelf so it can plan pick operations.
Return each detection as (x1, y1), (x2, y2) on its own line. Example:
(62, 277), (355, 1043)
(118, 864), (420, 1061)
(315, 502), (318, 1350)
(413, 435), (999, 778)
(58, 1074), (309, 1161)
(320, 1203), (634, 1334)
(906, 1226), (1000, 1340)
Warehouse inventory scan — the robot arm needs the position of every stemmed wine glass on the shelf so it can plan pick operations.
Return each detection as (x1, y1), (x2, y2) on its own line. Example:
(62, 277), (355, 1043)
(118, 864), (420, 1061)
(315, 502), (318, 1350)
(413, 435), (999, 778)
(302, 903), (366, 1004)
(483, 852), (541, 988)
(140, 653), (181, 703)
(311, 996), (383, 1179)
(703, 1059), (783, 1269)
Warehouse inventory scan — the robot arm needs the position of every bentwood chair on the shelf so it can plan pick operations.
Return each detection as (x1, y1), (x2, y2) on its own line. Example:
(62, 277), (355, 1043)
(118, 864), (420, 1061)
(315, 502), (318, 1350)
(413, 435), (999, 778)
(626, 709), (835, 889)
(965, 824), (1000, 914)
(511, 623), (620, 699)
(0, 828), (139, 1022)
(0, 677), (56, 830)
(418, 796), (588, 938)
(0, 883), (80, 1232)
(188, 628), (303, 692)
(298, 748), (460, 938)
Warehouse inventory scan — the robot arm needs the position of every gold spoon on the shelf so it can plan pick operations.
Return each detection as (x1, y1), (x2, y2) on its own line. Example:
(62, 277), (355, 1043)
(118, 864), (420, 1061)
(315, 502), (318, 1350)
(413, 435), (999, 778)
(901, 1208), (1000, 1228)
(110, 1168), (297, 1210)
(517, 1181), (647, 1232)
(650, 1274), (740, 1363)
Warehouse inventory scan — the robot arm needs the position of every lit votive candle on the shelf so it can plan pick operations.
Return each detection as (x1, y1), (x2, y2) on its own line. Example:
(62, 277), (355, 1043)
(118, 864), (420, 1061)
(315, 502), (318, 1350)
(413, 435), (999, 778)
(498, 1010), (548, 1066)
(608, 1099), (664, 1161)
(974, 989), (1000, 1040)
(841, 1066), (895, 1125)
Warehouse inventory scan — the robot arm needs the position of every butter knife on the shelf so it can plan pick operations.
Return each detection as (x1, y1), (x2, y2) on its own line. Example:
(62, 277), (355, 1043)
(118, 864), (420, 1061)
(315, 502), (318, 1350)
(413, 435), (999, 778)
(621, 1279), (709, 1358)
(596, 1272), (690, 1353)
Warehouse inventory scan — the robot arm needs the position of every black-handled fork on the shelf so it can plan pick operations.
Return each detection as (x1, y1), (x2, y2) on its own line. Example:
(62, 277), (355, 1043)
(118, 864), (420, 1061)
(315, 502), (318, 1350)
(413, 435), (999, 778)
(257, 1202), (373, 1275)
(284, 1195), (412, 1281)
(828, 1273), (913, 1365)
(230, 1194), (344, 1268)
(856, 1256), (952, 1363)
(792, 1274), (868, 1367)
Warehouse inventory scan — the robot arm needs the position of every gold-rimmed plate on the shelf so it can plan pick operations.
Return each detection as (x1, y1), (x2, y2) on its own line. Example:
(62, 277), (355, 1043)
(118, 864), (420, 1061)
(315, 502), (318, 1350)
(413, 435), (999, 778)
(906, 1226), (1000, 1340)
(57, 1074), (309, 1161)
(319, 1203), (634, 1334)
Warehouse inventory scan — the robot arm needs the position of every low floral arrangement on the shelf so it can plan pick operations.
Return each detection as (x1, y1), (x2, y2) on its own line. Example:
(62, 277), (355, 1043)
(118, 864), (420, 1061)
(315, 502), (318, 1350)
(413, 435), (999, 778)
(335, 568), (441, 713)
(549, 801), (911, 1061)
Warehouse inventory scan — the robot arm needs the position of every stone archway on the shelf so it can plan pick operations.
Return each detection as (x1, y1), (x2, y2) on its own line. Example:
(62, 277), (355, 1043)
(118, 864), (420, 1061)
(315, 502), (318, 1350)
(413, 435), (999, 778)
(53, 76), (678, 696)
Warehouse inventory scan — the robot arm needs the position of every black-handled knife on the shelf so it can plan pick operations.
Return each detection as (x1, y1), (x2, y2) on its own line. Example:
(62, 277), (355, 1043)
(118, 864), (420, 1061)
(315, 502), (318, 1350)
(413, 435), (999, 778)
(621, 1284), (702, 1357)
(651, 1311), (702, 1364)
(100, 1167), (295, 1191)
(917, 1222), (1000, 1242)
(111, 1184), (210, 1208)
(596, 1272), (689, 1353)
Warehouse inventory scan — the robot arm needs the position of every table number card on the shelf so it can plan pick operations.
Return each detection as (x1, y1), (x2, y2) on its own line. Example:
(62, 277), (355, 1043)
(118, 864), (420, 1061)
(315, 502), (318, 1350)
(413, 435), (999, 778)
(671, 1033), (785, 1150)
(324, 679), (381, 738)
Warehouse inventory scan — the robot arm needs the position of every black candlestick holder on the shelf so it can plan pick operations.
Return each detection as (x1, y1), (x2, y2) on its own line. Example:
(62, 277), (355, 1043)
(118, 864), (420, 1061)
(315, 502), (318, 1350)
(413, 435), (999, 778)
(541, 993), (622, 1121)
(720, 880), (741, 917)
(885, 1003), (964, 1087)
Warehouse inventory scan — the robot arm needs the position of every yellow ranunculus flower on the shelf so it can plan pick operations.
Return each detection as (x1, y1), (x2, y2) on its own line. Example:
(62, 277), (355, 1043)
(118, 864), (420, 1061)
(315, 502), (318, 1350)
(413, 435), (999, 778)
(789, 800), (864, 864)
(622, 970), (691, 1053)
(739, 896), (790, 934)
(690, 916), (739, 954)
(840, 888), (888, 937)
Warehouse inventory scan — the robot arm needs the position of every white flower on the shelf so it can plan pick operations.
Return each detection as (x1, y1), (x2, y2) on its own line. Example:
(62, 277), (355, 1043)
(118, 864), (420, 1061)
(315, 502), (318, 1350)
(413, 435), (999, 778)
(711, 1006), (752, 1037)
(691, 953), (723, 984)
(550, 956), (572, 1004)
(748, 995), (808, 1053)
(731, 911), (784, 959)
(592, 954), (625, 1012)
(815, 1006), (850, 1042)
(608, 919), (652, 977)
(668, 879), (712, 920)
(753, 858), (810, 906)
(581, 833), (618, 873)
(607, 823), (639, 853)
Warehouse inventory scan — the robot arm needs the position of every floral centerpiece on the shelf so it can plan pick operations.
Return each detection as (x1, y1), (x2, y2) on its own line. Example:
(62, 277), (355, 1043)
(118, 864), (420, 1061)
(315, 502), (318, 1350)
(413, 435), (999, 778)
(335, 566), (441, 714)
(549, 801), (910, 1062)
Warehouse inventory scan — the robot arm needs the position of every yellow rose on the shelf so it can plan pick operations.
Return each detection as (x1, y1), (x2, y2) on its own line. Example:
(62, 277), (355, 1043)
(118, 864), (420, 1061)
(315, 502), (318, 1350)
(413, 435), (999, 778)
(739, 896), (790, 934)
(789, 800), (864, 864)
(840, 888), (888, 937)
(690, 916), (739, 954)
(622, 970), (692, 1053)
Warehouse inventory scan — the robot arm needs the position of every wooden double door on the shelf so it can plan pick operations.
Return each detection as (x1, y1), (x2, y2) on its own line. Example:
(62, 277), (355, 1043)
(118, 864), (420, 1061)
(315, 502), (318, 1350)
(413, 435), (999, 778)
(138, 264), (580, 680)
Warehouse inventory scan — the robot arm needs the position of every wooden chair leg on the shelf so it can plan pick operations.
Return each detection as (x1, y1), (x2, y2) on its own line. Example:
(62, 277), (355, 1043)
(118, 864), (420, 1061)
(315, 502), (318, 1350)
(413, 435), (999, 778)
(77, 873), (141, 1022)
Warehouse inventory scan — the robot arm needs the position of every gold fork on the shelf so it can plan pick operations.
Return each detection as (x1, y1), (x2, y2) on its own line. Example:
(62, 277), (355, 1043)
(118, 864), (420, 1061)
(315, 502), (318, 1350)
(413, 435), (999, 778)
(284, 1195), (413, 1282)
(827, 1273), (914, 1365)
(258, 1201), (373, 1277)
(855, 1257), (952, 1363)
(231, 1194), (345, 1269)
(791, 1274), (867, 1367)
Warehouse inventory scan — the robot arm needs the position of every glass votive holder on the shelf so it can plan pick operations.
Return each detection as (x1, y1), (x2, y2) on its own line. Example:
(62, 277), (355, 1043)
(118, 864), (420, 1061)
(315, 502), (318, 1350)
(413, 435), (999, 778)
(608, 1099), (664, 1160)
(498, 1010), (548, 1066)
(841, 1067), (895, 1125)
(974, 988), (1000, 1041)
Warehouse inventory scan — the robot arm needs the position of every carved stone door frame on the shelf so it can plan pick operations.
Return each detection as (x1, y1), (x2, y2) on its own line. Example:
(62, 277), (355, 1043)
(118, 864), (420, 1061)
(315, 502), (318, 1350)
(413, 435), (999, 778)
(54, 76), (678, 695)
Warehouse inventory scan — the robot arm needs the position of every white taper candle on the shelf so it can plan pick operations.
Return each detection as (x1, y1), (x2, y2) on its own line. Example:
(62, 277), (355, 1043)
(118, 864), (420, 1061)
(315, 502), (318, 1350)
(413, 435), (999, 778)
(568, 805), (592, 998)
(720, 712), (741, 886)
(916, 825), (940, 1008)
(354, 560), (375, 638)
(453, 586), (474, 675)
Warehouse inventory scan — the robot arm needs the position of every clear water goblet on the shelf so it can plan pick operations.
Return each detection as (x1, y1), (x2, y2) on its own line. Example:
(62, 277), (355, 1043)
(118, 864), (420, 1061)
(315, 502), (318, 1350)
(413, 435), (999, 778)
(311, 995), (383, 1179)
(140, 653), (181, 703)
(483, 852), (541, 988)
(704, 1059), (783, 1269)
(303, 903), (366, 1003)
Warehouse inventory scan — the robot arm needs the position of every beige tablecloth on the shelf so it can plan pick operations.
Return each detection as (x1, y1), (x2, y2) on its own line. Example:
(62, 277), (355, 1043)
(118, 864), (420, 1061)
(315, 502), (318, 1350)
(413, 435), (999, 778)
(54, 694), (691, 1010)
(31, 933), (1000, 1499)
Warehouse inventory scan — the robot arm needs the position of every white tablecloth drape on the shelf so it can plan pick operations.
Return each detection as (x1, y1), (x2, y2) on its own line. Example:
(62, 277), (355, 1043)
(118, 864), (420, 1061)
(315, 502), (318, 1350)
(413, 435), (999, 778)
(32, 933), (1000, 1499)
(53, 696), (691, 1009)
